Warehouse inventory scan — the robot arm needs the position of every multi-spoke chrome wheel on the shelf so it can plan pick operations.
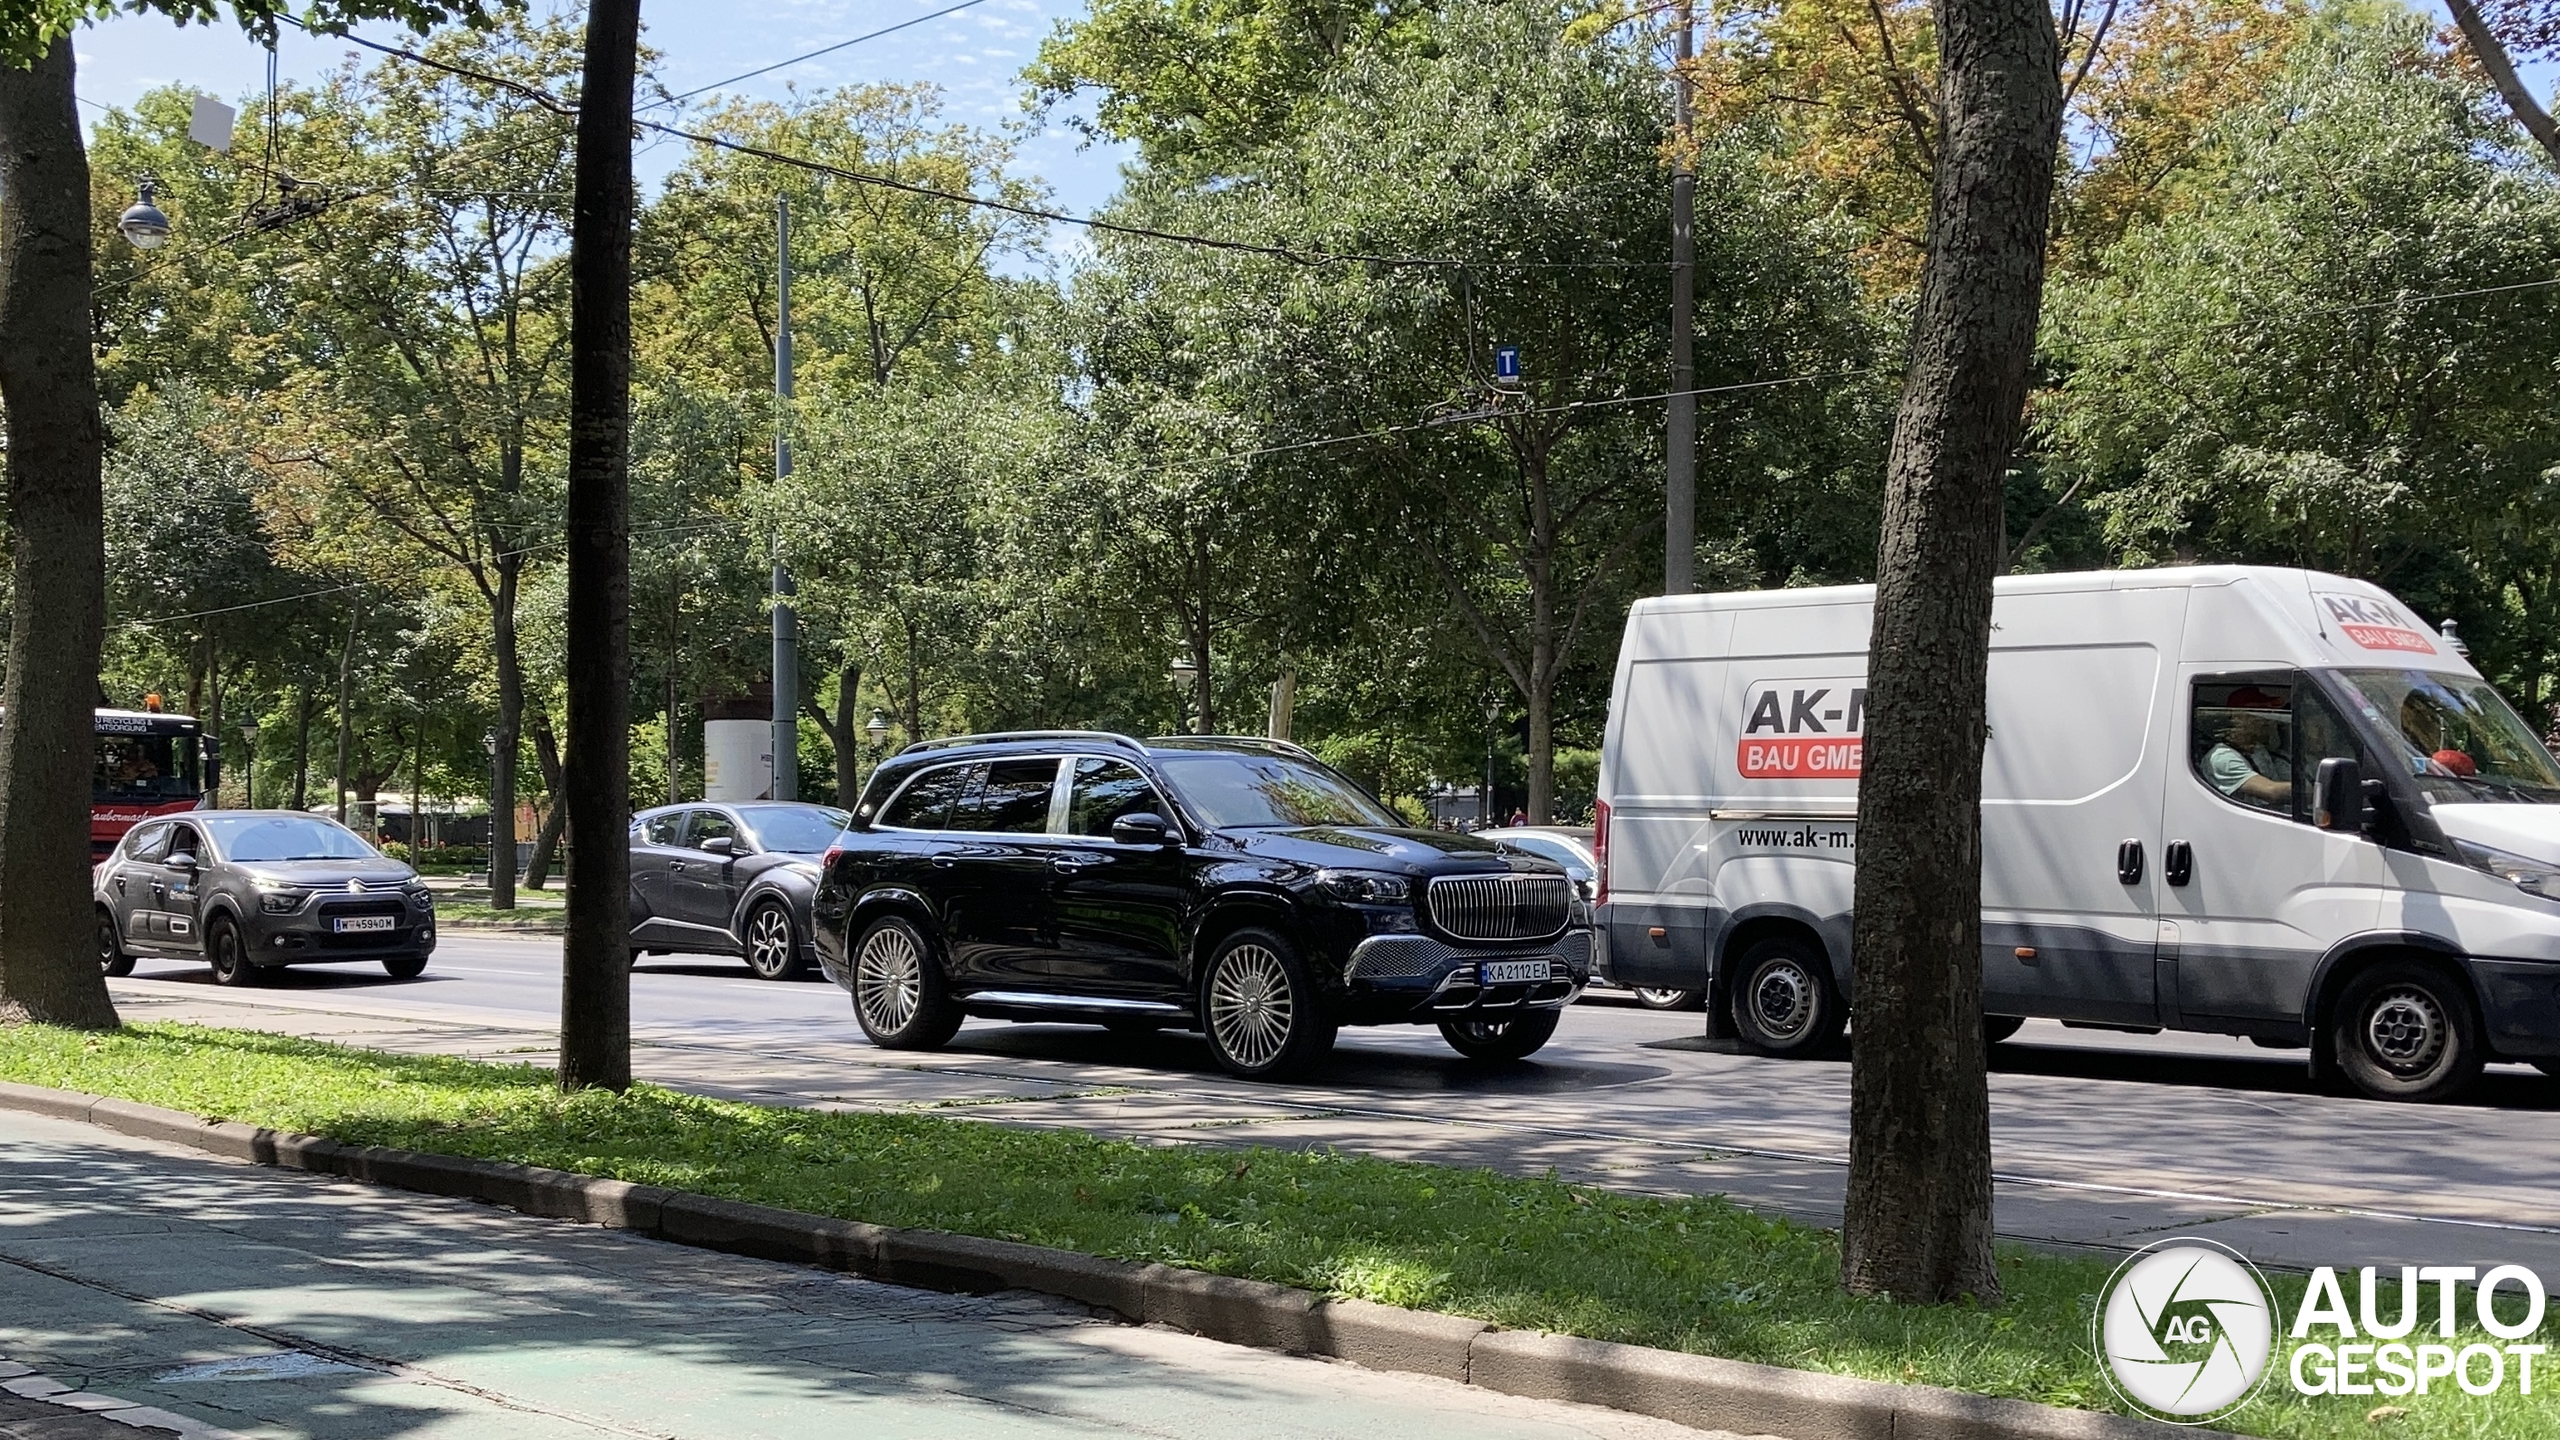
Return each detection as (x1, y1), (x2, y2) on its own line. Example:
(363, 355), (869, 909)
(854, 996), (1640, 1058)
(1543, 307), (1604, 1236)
(1208, 943), (1293, 1070)
(855, 924), (923, 1034)
(744, 903), (801, 980)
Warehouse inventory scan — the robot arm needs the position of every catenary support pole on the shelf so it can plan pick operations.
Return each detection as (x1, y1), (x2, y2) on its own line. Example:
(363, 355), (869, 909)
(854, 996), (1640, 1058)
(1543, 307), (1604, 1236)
(1664, 2), (1697, 596)
(770, 194), (799, 802)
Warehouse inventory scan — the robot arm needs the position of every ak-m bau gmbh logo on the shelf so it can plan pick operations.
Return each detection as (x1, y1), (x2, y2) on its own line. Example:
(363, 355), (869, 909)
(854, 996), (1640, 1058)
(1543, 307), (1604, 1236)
(2095, 1240), (2552, 1424)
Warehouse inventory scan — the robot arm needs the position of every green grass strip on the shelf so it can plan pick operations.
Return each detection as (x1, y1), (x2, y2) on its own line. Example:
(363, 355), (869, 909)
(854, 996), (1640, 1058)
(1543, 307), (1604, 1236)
(1, 1022), (2549, 1438)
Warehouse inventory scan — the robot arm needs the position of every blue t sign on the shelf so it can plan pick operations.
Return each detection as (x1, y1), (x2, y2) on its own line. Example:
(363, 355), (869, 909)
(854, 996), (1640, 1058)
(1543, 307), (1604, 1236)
(1493, 343), (1522, 387)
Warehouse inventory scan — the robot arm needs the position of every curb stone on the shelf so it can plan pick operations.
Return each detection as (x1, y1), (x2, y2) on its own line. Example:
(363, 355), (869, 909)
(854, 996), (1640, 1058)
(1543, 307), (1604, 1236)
(0, 1080), (2221, 1440)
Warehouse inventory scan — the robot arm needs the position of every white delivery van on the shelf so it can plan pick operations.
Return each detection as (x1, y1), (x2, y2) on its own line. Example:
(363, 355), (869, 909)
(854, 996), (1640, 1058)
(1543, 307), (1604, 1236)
(1594, 565), (2560, 1102)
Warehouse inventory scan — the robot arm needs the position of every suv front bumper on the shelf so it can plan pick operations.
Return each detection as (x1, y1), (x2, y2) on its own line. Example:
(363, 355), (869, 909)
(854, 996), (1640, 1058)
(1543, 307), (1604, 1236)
(1336, 929), (1590, 1023)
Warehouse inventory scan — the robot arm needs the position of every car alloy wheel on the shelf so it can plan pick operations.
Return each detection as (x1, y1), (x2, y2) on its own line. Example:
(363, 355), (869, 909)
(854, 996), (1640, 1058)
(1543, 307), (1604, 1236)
(848, 915), (961, 1050)
(2333, 958), (2482, 1103)
(1199, 928), (1333, 1080)
(97, 909), (134, 978)
(743, 902), (803, 981)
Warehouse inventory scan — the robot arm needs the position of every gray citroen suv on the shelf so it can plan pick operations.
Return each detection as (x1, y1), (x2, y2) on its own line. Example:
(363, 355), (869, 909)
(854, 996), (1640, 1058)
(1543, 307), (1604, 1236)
(96, 811), (436, 984)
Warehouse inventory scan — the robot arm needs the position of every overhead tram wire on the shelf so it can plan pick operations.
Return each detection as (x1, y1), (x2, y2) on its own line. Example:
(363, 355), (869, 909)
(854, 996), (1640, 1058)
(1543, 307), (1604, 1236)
(292, 19), (1665, 270)
(653, 0), (993, 106)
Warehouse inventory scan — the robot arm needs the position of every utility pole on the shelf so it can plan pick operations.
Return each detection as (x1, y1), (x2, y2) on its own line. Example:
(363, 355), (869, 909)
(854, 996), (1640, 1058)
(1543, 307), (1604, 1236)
(770, 194), (799, 801)
(1664, 2), (1697, 596)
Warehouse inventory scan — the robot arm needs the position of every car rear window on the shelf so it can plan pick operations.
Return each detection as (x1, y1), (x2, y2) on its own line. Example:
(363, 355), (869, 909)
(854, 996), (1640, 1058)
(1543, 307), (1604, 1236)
(880, 763), (976, 830)
(956, 758), (1061, 834)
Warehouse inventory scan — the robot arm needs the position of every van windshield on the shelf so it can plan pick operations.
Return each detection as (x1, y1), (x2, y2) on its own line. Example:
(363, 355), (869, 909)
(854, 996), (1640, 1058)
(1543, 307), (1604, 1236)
(2335, 670), (2560, 804)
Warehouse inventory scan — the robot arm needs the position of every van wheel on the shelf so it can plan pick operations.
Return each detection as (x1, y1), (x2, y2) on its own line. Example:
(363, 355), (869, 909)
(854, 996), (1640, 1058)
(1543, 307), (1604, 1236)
(2333, 960), (2482, 1103)
(1984, 1014), (2025, 1045)
(1200, 928), (1335, 1080)
(1730, 935), (1842, 1058)
(1440, 1009), (1560, 1061)
(1632, 987), (1702, 1011)
(849, 915), (962, 1050)
(98, 909), (135, 978)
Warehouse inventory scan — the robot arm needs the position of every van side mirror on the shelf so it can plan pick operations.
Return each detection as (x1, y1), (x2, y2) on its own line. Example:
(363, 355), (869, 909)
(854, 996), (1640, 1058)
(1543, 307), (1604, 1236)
(2313, 758), (2367, 833)
(1111, 813), (1174, 847)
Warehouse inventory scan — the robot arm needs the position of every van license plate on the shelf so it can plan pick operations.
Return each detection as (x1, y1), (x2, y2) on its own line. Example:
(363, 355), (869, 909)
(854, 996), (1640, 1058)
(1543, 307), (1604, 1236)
(1480, 959), (1550, 985)
(333, 916), (395, 934)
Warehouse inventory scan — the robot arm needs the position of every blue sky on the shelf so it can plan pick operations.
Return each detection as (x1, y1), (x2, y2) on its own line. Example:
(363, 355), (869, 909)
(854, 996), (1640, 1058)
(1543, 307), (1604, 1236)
(72, 0), (1137, 263)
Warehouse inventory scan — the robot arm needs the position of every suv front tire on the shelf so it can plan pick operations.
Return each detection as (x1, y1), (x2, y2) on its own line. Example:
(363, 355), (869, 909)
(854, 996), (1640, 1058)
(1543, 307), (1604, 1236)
(1199, 927), (1334, 1080)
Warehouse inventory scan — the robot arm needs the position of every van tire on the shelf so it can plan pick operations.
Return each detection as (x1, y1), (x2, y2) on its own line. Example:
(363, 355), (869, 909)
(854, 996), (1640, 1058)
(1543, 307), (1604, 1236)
(2333, 960), (2483, 1103)
(1730, 934), (1843, 1058)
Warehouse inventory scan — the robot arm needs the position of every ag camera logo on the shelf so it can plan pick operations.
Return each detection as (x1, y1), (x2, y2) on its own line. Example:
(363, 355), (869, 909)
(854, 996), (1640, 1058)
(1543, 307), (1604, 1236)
(2095, 1239), (2278, 1423)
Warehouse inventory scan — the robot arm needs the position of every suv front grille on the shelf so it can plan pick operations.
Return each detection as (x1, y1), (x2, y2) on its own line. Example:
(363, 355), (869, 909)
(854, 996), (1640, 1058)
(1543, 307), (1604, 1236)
(1426, 874), (1572, 942)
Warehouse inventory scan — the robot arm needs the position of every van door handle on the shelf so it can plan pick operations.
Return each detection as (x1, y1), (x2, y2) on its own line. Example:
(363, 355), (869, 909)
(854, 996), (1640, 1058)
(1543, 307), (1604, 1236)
(2116, 839), (2144, 886)
(2164, 840), (2193, 888)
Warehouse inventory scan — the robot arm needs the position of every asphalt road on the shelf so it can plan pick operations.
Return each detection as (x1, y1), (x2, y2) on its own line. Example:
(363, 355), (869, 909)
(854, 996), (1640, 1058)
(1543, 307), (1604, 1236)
(100, 931), (2560, 1281)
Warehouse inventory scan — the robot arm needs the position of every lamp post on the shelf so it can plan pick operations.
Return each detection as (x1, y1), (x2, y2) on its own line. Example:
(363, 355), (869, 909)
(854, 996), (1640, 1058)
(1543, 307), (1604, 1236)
(481, 728), (500, 887)
(118, 176), (171, 249)
(238, 720), (259, 808)
(1168, 655), (1201, 735)
(864, 709), (889, 792)
(1482, 695), (1502, 829)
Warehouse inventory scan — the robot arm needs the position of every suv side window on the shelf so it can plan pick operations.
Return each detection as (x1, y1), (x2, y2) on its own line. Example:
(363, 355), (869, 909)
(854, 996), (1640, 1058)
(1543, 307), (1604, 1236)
(640, 812), (684, 846)
(880, 763), (977, 831)
(2192, 679), (2294, 817)
(127, 821), (172, 863)
(1068, 758), (1166, 837)
(957, 758), (1063, 834)
(687, 810), (739, 851)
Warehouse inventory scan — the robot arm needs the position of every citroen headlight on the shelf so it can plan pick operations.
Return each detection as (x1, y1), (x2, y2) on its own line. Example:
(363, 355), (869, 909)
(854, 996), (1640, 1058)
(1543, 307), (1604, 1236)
(2455, 840), (2560, 901)
(1315, 869), (1411, 904)
(406, 884), (435, 910)
(259, 888), (309, 914)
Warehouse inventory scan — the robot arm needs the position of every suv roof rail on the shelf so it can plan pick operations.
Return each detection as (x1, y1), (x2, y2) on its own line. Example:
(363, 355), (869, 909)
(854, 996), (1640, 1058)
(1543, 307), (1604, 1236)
(1150, 734), (1320, 763)
(898, 729), (1152, 758)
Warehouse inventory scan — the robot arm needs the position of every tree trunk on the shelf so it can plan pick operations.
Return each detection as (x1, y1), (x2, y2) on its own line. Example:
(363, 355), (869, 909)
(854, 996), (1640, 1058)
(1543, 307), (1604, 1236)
(559, 0), (641, 1094)
(1840, 0), (2061, 1305)
(902, 617), (924, 741)
(525, 710), (566, 890)
(0, 37), (116, 1029)
(292, 686), (314, 810)
(2445, 0), (2560, 170)
(804, 657), (862, 808)
(334, 599), (361, 825)
(487, 560), (523, 909)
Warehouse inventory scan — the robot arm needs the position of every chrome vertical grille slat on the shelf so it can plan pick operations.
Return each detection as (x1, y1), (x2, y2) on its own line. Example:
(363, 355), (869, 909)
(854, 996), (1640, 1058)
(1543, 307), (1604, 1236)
(1425, 874), (1573, 942)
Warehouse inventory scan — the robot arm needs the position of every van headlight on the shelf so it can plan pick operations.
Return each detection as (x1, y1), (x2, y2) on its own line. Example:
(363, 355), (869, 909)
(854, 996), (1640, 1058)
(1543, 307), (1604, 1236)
(2455, 840), (2560, 901)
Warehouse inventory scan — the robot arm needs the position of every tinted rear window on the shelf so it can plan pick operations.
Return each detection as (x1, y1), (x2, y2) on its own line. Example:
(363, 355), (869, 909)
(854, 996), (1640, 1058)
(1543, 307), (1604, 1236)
(957, 758), (1060, 834)
(882, 763), (977, 830)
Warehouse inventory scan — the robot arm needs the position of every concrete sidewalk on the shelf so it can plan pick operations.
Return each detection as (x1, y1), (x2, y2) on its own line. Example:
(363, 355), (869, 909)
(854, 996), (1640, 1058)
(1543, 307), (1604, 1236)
(0, 1108), (1734, 1440)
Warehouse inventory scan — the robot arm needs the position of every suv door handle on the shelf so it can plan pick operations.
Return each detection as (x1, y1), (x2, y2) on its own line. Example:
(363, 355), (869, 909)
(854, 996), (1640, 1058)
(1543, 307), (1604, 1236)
(2116, 839), (2144, 886)
(1048, 853), (1103, 873)
(2164, 840), (2193, 888)
(930, 854), (958, 869)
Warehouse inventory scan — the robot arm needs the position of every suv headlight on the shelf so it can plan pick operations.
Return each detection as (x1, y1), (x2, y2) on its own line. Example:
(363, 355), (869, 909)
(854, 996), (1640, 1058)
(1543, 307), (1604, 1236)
(2455, 840), (2560, 901)
(1314, 869), (1411, 904)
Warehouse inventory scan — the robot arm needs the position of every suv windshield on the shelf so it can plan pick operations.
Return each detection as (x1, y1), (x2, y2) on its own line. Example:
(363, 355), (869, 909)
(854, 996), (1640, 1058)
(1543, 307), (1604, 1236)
(2336, 669), (2560, 804)
(740, 804), (853, 853)
(203, 815), (379, 862)
(1152, 751), (1399, 829)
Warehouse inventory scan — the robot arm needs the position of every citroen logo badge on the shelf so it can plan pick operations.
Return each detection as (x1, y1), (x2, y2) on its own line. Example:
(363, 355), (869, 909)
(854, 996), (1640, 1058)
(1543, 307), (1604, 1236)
(347, 878), (365, 893)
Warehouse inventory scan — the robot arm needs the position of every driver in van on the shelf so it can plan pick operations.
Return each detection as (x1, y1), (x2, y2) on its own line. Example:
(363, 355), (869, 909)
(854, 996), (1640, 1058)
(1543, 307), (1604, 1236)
(2203, 699), (2291, 809)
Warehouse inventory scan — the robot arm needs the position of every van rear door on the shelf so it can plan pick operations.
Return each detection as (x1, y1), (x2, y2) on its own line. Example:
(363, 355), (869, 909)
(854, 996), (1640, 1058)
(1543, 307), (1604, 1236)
(1978, 585), (2186, 1026)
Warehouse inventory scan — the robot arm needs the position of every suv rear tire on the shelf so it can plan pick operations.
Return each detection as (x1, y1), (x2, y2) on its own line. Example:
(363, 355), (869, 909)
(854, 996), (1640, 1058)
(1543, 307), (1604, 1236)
(848, 914), (962, 1050)
(1439, 1009), (1560, 1061)
(1199, 928), (1334, 1080)
(1730, 934), (1843, 1058)
(2333, 959), (2482, 1103)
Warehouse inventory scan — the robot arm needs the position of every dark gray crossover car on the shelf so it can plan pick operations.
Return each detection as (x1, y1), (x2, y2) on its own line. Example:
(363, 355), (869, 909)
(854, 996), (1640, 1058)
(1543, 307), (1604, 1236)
(95, 811), (435, 984)
(628, 801), (851, 979)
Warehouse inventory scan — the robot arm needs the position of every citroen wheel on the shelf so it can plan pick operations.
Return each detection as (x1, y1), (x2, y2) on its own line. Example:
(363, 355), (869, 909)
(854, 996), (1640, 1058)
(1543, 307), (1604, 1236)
(382, 953), (428, 980)
(1199, 928), (1334, 1080)
(742, 900), (805, 981)
(98, 908), (134, 978)
(206, 917), (261, 987)
(1984, 1014), (2025, 1045)
(2334, 960), (2481, 1103)
(848, 914), (961, 1050)
(1439, 1009), (1560, 1062)
(1632, 987), (1701, 1011)
(1730, 934), (1842, 1058)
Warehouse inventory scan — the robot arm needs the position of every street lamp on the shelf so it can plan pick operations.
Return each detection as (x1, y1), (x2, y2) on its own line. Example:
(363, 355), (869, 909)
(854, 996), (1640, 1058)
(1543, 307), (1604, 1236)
(238, 719), (259, 809)
(1482, 695), (1502, 829)
(481, 728), (500, 887)
(118, 176), (171, 250)
(1168, 655), (1200, 733)
(864, 710), (890, 792)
